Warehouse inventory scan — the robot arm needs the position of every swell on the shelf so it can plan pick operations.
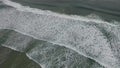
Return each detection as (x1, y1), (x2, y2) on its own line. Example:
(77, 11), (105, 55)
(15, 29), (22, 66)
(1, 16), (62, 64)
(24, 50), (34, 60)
(11, 0), (120, 16)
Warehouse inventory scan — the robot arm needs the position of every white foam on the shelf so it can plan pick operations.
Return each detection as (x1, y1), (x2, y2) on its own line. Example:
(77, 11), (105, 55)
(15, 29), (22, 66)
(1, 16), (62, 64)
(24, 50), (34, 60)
(26, 54), (46, 68)
(0, 0), (120, 68)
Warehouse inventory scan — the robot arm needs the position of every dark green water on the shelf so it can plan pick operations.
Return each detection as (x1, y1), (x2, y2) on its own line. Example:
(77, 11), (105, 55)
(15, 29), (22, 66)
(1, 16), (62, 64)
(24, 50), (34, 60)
(0, 46), (41, 68)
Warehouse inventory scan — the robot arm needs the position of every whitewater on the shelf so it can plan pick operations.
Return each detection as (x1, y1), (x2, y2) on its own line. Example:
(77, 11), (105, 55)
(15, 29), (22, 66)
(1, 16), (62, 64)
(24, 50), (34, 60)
(0, 0), (120, 68)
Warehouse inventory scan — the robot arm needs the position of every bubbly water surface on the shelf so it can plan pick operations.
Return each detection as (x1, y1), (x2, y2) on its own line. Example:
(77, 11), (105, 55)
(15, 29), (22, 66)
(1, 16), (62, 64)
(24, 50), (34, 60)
(0, 0), (120, 68)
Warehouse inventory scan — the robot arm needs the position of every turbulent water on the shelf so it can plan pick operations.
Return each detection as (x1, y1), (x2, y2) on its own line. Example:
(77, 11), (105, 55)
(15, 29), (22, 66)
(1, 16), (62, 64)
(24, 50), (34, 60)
(0, 0), (120, 68)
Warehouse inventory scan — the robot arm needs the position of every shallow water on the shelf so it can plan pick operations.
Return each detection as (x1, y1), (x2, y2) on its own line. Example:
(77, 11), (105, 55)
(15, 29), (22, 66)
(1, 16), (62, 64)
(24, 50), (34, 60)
(0, 46), (41, 68)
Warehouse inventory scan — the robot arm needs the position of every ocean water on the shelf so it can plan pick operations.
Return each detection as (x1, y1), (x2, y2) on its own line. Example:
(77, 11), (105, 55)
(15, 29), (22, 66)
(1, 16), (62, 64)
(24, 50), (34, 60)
(10, 0), (120, 21)
(0, 29), (104, 68)
(0, 0), (120, 68)
(0, 46), (41, 68)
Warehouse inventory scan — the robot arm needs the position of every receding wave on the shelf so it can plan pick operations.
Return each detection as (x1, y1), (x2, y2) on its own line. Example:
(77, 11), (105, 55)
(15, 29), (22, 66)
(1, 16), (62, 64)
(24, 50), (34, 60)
(0, 0), (120, 68)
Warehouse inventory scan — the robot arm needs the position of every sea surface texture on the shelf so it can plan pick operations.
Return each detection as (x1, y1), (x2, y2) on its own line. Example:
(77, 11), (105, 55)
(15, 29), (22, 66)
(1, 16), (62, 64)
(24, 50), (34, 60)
(0, 0), (120, 68)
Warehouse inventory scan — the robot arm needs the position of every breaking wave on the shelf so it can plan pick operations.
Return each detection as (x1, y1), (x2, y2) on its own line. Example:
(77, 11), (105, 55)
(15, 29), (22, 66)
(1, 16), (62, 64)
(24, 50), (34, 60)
(2, 0), (118, 26)
(0, 0), (120, 68)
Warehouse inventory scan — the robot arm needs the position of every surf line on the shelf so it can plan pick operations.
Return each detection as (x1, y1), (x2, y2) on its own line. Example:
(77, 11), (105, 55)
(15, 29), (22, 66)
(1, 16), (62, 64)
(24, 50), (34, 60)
(2, 0), (118, 27)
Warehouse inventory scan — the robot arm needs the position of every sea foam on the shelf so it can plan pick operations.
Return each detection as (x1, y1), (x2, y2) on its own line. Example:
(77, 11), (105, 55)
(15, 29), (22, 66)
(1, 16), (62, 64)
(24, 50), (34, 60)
(0, 0), (120, 68)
